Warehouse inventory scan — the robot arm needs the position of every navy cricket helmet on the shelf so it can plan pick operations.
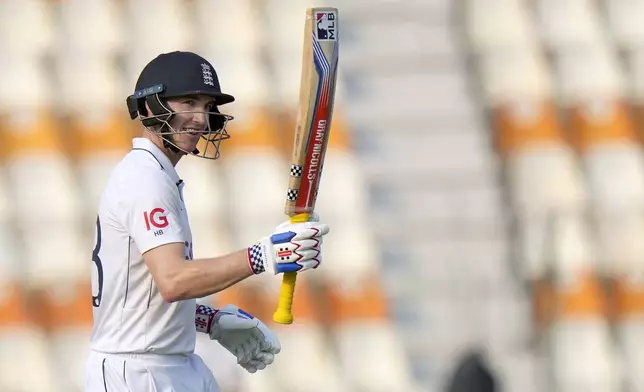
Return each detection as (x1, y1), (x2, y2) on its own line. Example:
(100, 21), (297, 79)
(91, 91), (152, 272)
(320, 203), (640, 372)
(126, 51), (235, 160)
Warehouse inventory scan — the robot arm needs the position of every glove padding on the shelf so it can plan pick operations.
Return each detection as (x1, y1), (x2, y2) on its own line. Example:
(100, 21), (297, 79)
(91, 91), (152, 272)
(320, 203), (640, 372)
(209, 304), (281, 373)
(248, 213), (330, 275)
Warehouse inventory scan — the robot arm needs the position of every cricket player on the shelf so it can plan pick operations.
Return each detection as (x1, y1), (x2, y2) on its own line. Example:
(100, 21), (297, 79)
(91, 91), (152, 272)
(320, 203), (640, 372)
(85, 51), (329, 391)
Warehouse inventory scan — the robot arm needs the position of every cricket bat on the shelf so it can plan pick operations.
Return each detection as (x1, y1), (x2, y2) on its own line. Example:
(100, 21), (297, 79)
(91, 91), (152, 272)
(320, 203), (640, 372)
(272, 7), (339, 325)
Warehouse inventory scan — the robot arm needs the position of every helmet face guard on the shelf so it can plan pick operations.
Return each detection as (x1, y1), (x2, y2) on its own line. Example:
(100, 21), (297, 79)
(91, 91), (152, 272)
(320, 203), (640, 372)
(127, 84), (234, 160)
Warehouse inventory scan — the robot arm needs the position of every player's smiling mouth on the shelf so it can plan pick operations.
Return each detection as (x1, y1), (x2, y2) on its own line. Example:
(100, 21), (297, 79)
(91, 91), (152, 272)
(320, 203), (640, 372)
(182, 128), (203, 135)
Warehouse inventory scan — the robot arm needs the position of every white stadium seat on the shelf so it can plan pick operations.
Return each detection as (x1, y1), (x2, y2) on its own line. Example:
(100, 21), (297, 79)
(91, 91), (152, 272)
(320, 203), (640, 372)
(57, 55), (126, 118)
(334, 321), (417, 392)
(0, 170), (20, 284)
(270, 323), (350, 392)
(220, 148), (288, 248)
(0, 0), (55, 57)
(0, 327), (57, 392)
(49, 326), (91, 392)
(553, 42), (625, 103)
(479, 46), (553, 104)
(617, 321), (644, 392)
(625, 46), (644, 102)
(535, 0), (605, 51)
(194, 0), (269, 112)
(549, 319), (621, 392)
(314, 147), (371, 220)
(21, 223), (89, 286)
(8, 154), (81, 227)
(57, 0), (124, 55)
(465, 0), (537, 53)
(507, 144), (588, 278)
(0, 56), (53, 114)
(123, 0), (195, 90)
(508, 145), (587, 216)
(263, 0), (323, 105)
(605, 0), (644, 50)
(176, 157), (228, 221)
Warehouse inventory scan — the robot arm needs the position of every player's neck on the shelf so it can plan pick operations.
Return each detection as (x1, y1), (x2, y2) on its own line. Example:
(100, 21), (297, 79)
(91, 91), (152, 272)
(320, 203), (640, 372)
(142, 133), (181, 167)
(166, 150), (182, 166)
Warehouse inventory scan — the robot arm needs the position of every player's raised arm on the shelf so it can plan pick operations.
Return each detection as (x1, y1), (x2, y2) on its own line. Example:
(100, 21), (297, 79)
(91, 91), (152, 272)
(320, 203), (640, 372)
(120, 173), (328, 302)
(142, 217), (329, 303)
(143, 244), (251, 302)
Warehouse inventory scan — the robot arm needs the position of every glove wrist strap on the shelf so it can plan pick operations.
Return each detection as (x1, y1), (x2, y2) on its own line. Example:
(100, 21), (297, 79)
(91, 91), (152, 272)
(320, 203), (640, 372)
(247, 242), (266, 274)
(195, 304), (218, 335)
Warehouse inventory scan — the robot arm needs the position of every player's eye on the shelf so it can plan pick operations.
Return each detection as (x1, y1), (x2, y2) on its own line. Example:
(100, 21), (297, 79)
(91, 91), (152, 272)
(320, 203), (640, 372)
(183, 99), (196, 106)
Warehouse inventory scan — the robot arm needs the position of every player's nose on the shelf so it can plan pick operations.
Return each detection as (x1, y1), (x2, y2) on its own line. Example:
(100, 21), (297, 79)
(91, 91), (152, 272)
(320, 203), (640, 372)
(190, 110), (208, 129)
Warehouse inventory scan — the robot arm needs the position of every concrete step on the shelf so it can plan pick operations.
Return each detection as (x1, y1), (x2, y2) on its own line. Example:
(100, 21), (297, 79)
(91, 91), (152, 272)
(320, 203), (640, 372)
(341, 22), (462, 71)
(369, 181), (505, 218)
(342, 0), (453, 24)
(356, 137), (498, 184)
(344, 71), (480, 122)
(347, 110), (486, 140)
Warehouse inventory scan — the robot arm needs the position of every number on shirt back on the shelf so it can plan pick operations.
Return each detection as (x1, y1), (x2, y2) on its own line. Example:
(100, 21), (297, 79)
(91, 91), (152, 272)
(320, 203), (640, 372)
(92, 216), (104, 307)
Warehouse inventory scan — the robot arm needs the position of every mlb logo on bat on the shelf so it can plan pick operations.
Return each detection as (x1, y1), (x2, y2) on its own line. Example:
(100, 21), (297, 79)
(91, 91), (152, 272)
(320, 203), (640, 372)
(316, 12), (336, 40)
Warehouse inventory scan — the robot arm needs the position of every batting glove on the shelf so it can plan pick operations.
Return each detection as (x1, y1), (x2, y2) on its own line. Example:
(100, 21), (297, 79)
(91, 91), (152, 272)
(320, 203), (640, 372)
(195, 303), (280, 373)
(247, 214), (329, 275)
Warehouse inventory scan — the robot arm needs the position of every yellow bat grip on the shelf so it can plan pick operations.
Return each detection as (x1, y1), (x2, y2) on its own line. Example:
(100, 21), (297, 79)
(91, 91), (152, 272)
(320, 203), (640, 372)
(273, 212), (310, 324)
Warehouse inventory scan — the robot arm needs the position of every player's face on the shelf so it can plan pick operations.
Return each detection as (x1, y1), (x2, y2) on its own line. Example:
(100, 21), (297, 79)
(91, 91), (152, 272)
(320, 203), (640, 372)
(166, 95), (215, 153)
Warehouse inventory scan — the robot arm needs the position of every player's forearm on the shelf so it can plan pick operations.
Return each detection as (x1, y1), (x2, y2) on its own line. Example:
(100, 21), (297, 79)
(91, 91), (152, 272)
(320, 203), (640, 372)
(165, 249), (253, 302)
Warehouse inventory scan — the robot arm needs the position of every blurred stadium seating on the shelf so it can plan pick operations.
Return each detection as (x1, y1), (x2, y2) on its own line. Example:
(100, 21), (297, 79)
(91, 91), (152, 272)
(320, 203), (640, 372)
(2, 0), (644, 391)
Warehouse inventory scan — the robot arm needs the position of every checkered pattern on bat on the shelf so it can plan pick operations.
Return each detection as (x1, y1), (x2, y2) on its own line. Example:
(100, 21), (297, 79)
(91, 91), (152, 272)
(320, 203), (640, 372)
(248, 243), (265, 274)
(286, 189), (298, 202)
(290, 164), (303, 178)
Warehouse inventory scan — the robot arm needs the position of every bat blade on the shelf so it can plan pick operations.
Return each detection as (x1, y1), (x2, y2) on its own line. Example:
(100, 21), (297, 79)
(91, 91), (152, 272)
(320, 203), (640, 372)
(273, 7), (339, 325)
(286, 7), (339, 217)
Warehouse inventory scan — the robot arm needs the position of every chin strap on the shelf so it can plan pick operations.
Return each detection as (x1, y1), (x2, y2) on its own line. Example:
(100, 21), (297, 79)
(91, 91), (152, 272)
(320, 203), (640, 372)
(160, 129), (199, 155)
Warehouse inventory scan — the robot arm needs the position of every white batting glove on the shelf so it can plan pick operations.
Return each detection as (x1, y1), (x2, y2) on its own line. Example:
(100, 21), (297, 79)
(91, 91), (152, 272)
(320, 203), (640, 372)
(196, 304), (280, 373)
(247, 214), (329, 275)
(239, 317), (281, 373)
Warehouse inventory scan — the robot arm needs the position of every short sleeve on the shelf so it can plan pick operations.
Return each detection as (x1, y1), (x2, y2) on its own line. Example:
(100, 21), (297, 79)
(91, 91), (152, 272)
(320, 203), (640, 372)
(116, 173), (186, 255)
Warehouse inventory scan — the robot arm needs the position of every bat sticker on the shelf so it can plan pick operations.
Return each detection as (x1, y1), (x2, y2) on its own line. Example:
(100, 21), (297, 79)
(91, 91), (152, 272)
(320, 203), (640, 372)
(316, 12), (337, 41)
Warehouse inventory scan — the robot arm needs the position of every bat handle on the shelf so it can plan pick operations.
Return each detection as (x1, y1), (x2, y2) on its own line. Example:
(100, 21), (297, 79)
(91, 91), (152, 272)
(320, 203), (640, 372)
(273, 212), (310, 324)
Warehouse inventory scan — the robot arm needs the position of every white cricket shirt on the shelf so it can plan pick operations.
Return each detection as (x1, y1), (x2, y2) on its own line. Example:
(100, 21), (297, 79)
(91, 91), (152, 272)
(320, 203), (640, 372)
(90, 137), (196, 355)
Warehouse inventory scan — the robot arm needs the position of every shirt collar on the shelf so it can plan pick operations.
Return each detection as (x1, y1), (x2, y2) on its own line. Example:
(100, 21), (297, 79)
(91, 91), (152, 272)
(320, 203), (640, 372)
(132, 137), (182, 185)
